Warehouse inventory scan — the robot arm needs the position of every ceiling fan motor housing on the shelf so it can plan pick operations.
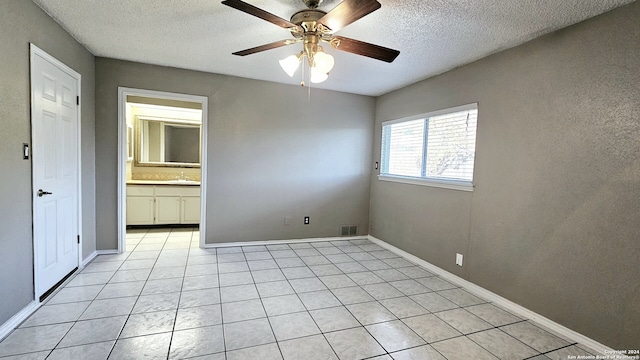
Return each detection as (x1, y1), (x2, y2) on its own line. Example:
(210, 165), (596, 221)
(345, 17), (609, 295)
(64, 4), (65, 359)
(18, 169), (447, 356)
(290, 9), (330, 66)
(290, 9), (327, 29)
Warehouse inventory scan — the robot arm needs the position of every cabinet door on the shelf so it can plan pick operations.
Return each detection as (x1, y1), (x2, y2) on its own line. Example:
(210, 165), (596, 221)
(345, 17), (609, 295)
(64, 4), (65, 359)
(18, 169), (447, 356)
(181, 196), (201, 224)
(127, 196), (155, 225)
(155, 196), (181, 224)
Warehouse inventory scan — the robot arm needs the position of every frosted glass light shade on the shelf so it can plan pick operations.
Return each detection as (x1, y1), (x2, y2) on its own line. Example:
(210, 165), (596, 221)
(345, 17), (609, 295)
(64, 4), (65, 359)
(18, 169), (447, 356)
(314, 52), (334, 74)
(279, 55), (300, 77)
(310, 67), (328, 83)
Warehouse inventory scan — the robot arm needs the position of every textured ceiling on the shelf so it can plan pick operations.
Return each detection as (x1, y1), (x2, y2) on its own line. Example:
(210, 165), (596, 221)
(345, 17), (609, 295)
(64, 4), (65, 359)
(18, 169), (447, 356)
(33, 0), (633, 96)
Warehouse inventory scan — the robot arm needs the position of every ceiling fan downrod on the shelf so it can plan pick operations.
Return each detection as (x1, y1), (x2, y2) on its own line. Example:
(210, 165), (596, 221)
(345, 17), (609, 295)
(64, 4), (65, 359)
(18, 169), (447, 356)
(303, 0), (323, 9)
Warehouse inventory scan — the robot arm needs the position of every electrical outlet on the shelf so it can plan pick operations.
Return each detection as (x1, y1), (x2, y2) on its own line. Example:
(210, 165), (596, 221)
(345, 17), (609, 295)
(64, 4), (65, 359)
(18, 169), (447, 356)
(456, 253), (463, 266)
(304, 216), (310, 225)
(284, 216), (291, 226)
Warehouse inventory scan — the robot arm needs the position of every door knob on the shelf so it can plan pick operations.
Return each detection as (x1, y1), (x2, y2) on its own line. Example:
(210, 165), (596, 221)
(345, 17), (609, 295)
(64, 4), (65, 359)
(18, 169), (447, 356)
(37, 189), (53, 197)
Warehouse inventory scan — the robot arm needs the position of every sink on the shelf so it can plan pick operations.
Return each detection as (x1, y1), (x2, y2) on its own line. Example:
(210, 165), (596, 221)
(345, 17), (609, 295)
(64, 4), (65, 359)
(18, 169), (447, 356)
(167, 180), (199, 185)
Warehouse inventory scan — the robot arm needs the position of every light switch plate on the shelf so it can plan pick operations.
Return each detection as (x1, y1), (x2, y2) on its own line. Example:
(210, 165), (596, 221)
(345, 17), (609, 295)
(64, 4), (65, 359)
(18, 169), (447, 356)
(456, 253), (463, 266)
(23, 143), (29, 160)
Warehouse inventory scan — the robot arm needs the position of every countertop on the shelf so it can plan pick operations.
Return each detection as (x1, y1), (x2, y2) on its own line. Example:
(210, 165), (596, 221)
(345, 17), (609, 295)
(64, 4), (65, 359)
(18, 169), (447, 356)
(126, 180), (201, 186)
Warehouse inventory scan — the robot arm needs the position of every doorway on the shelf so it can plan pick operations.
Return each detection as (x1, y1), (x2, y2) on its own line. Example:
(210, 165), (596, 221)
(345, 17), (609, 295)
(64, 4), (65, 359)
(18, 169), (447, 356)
(117, 88), (208, 252)
(30, 44), (82, 299)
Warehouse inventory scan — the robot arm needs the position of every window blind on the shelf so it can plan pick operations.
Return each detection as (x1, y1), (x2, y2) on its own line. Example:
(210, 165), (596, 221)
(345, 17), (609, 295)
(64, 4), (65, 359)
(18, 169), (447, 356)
(381, 105), (478, 184)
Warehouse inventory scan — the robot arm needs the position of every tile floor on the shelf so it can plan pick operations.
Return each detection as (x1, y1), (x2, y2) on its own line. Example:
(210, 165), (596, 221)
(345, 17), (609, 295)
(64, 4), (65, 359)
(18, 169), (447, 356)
(0, 228), (599, 359)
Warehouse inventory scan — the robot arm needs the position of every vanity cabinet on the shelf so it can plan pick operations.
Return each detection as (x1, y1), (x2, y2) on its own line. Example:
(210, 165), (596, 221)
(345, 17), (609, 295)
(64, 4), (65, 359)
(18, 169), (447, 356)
(127, 185), (200, 225)
(155, 196), (181, 224)
(126, 186), (155, 225)
(127, 197), (155, 225)
(181, 196), (201, 223)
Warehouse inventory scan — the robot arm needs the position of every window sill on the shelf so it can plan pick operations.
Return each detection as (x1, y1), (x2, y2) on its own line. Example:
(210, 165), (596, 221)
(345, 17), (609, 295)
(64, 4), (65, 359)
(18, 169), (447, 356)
(377, 174), (474, 192)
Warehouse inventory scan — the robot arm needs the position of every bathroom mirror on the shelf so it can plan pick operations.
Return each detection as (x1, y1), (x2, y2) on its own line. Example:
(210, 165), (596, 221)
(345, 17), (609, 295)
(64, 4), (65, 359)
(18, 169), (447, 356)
(135, 116), (201, 167)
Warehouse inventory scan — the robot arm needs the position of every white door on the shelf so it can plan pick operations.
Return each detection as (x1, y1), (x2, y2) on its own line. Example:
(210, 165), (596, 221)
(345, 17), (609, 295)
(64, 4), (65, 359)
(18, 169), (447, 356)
(31, 45), (80, 299)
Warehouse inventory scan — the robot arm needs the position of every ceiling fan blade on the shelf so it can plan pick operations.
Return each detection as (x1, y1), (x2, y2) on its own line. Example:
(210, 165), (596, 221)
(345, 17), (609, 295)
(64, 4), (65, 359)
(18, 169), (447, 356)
(318, 0), (381, 33)
(331, 36), (399, 63)
(232, 39), (297, 56)
(222, 0), (300, 30)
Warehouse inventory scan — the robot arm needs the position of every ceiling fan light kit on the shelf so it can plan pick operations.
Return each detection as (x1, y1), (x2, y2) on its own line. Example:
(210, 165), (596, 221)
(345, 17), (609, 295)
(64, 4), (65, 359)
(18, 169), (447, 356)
(279, 53), (303, 77)
(314, 49), (335, 73)
(222, 0), (400, 85)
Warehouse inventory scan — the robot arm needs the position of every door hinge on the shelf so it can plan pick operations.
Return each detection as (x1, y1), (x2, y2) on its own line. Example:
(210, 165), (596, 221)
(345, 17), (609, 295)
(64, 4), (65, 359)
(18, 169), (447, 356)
(76, 96), (80, 106)
(77, 235), (80, 244)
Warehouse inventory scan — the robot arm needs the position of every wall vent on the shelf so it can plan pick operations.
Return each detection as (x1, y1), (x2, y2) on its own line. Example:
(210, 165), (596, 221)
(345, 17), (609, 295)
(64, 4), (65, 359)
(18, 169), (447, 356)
(340, 225), (358, 237)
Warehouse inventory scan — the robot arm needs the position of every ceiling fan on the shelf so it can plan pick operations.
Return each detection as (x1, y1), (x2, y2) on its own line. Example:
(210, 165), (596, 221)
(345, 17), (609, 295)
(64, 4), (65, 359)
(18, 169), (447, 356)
(221, 0), (400, 83)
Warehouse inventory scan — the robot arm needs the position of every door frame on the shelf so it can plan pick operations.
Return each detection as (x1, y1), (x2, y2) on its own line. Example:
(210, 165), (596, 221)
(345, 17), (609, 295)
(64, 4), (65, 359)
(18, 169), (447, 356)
(30, 44), (83, 299)
(117, 87), (208, 252)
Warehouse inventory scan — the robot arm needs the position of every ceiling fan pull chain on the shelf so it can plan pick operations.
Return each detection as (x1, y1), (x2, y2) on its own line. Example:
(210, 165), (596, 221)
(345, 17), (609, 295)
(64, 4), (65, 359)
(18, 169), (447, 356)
(301, 56), (305, 87)
(306, 58), (312, 103)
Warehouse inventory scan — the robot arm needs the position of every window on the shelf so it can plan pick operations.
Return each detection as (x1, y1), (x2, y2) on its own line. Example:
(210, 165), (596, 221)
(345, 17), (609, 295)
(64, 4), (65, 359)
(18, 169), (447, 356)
(380, 103), (478, 190)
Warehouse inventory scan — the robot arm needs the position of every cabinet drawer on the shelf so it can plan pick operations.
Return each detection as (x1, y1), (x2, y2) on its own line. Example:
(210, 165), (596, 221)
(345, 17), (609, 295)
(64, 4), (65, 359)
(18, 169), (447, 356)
(155, 185), (200, 197)
(179, 187), (200, 196)
(127, 185), (154, 196)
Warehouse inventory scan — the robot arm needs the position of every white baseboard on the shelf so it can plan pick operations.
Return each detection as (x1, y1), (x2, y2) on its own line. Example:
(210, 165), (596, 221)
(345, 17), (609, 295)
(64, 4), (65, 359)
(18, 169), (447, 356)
(204, 236), (366, 248)
(367, 235), (613, 355)
(79, 250), (119, 268)
(96, 249), (119, 255)
(0, 250), (116, 342)
(81, 251), (98, 268)
(0, 301), (40, 342)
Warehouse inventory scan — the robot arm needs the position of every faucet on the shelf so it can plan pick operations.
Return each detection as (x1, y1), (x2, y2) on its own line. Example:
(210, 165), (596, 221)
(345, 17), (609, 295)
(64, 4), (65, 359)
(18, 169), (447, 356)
(177, 171), (188, 181)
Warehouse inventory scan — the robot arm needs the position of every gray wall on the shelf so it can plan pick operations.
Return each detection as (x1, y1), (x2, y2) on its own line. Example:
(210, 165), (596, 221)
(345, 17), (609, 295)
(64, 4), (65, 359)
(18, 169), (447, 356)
(96, 59), (374, 248)
(370, 2), (639, 348)
(0, 1), (95, 325)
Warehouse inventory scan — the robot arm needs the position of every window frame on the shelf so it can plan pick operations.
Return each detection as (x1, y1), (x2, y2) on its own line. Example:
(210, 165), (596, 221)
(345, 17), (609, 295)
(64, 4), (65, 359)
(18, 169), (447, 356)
(378, 103), (478, 192)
